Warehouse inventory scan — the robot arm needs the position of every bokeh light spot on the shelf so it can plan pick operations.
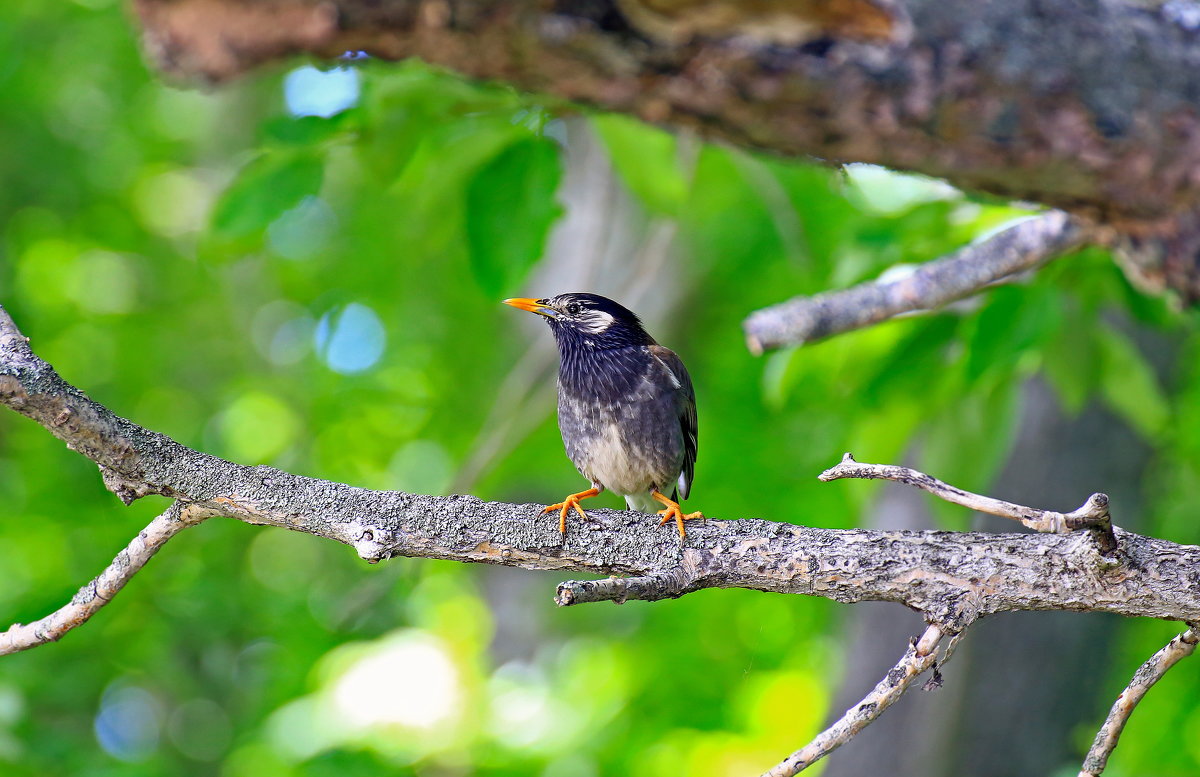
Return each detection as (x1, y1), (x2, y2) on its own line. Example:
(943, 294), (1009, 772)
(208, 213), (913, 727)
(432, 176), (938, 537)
(332, 632), (460, 730)
(65, 250), (138, 314)
(487, 663), (554, 749)
(315, 303), (386, 374)
(217, 391), (300, 463)
(251, 300), (315, 366)
(131, 167), (211, 237)
(94, 686), (163, 762)
(284, 66), (360, 118)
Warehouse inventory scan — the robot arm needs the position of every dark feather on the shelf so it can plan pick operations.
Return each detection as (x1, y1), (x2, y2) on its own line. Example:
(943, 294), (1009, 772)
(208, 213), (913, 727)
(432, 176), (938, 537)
(649, 344), (697, 499)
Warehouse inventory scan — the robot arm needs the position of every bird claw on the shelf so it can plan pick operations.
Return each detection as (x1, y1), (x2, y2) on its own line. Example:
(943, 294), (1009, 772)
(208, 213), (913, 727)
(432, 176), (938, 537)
(655, 507), (705, 537)
(542, 487), (600, 534)
(651, 490), (704, 538)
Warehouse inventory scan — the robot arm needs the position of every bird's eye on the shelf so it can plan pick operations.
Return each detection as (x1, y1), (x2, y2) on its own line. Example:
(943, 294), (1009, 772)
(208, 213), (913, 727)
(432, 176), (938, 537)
(566, 302), (582, 316)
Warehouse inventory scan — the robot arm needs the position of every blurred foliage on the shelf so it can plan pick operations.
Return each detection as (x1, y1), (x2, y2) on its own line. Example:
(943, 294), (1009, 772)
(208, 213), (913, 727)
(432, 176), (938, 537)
(2, 2), (1200, 776)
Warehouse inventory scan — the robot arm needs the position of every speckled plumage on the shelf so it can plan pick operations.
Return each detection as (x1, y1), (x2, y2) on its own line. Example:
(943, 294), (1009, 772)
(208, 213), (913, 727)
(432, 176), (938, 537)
(505, 293), (698, 521)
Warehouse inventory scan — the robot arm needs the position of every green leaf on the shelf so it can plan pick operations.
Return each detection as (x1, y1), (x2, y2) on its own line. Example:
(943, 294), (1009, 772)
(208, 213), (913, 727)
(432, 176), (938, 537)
(210, 152), (324, 240)
(359, 62), (527, 184)
(260, 113), (354, 147)
(1041, 302), (1101, 415)
(862, 315), (958, 406)
(1097, 323), (1170, 440)
(592, 113), (689, 215)
(965, 284), (1059, 383)
(464, 137), (563, 297)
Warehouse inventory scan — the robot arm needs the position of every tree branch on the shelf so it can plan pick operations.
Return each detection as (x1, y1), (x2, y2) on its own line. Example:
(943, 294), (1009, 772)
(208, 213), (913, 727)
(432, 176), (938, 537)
(131, 0), (1200, 227)
(761, 624), (948, 776)
(555, 569), (693, 606)
(742, 212), (1089, 352)
(1078, 624), (1200, 777)
(819, 453), (1118, 554)
(4, 304), (1200, 639)
(0, 501), (213, 656)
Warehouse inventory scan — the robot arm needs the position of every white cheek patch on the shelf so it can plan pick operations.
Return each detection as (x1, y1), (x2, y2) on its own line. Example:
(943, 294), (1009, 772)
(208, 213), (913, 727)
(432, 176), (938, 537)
(579, 311), (616, 334)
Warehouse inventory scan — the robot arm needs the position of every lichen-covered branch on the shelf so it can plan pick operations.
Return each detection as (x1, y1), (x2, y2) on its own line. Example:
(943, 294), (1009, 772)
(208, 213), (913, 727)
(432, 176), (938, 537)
(4, 304), (1200, 637)
(0, 502), (213, 656)
(742, 212), (1088, 352)
(761, 625), (947, 776)
(1078, 624), (1200, 777)
(819, 453), (1118, 553)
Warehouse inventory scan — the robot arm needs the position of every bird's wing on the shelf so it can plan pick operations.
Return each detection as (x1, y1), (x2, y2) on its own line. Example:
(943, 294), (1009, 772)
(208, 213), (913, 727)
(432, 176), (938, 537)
(649, 345), (697, 500)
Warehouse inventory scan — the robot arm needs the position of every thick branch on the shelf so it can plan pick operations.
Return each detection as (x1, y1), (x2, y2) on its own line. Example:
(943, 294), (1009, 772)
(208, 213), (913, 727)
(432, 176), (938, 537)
(820, 453), (1119, 554)
(762, 625), (947, 776)
(743, 212), (1088, 352)
(3, 305), (1200, 633)
(0, 502), (212, 656)
(1079, 624), (1200, 777)
(132, 0), (1200, 226)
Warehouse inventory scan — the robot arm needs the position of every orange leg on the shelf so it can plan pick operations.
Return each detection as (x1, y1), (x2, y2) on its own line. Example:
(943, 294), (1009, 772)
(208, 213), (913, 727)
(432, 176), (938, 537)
(651, 489), (704, 539)
(542, 487), (601, 533)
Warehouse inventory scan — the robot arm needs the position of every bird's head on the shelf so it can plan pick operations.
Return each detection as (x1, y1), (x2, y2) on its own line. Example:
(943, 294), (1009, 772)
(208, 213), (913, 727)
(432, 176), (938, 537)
(503, 293), (655, 349)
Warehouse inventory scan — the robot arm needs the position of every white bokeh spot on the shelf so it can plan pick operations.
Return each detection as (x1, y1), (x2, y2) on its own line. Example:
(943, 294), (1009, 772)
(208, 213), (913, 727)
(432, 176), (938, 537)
(332, 632), (460, 730)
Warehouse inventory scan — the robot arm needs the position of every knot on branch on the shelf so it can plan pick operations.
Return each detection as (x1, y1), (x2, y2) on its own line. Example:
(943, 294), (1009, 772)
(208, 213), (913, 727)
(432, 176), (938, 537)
(100, 465), (163, 506)
(343, 521), (400, 564)
(923, 595), (979, 635)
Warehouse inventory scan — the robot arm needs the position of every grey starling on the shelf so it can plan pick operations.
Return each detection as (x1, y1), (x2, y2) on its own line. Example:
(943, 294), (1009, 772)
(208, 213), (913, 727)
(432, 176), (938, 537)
(503, 293), (702, 537)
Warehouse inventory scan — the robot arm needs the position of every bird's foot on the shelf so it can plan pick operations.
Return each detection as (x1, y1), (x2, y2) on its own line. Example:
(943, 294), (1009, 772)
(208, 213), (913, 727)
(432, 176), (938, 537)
(651, 490), (704, 538)
(542, 487), (601, 534)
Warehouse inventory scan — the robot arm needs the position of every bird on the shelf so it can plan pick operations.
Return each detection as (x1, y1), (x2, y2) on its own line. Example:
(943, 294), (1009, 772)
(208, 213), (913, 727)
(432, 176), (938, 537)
(503, 293), (702, 538)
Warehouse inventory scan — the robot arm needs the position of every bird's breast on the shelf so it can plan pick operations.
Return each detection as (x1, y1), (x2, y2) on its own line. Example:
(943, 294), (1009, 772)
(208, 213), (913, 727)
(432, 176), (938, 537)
(556, 347), (685, 497)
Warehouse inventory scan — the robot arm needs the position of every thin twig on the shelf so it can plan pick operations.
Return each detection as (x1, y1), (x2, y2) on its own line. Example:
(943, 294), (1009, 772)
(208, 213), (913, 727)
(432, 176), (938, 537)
(0, 502), (211, 656)
(555, 569), (693, 606)
(760, 624), (949, 777)
(743, 211), (1088, 353)
(820, 452), (1118, 552)
(1078, 624), (1200, 777)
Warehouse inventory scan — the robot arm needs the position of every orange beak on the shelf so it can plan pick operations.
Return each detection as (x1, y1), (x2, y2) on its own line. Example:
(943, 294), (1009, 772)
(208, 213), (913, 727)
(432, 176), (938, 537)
(503, 298), (555, 317)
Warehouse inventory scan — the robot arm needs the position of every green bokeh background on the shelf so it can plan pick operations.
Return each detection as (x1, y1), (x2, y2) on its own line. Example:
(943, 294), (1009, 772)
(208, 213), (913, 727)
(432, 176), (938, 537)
(3, 2), (1200, 776)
